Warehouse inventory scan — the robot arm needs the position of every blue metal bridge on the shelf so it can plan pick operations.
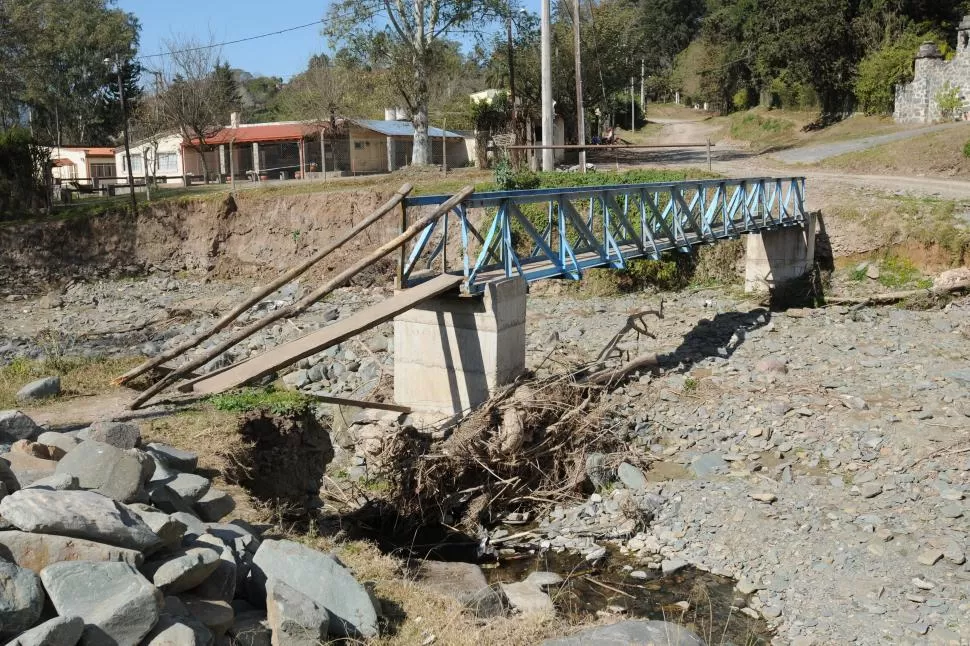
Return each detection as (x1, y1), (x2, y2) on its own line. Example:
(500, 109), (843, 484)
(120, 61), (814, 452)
(401, 176), (808, 294)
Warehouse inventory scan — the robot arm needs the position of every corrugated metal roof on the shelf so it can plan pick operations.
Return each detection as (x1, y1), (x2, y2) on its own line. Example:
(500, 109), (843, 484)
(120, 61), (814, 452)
(352, 119), (463, 139)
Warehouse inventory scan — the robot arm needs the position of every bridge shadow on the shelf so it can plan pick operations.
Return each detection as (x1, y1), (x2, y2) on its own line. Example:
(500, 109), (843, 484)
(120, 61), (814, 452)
(656, 307), (772, 374)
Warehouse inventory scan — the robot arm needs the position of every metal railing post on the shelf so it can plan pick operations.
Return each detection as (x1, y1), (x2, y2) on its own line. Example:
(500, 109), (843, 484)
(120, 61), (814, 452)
(396, 201), (407, 289)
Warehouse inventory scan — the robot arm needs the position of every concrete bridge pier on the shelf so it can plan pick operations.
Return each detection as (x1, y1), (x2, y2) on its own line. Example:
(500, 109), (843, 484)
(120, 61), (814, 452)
(744, 213), (816, 293)
(393, 277), (527, 416)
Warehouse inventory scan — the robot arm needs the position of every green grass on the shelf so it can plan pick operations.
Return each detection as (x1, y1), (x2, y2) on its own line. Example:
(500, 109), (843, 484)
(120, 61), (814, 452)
(728, 111), (797, 151)
(876, 256), (922, 288)
(208, 387), (314, 416)
(849, 266), (869, 281)
(0, 355), (140, 408)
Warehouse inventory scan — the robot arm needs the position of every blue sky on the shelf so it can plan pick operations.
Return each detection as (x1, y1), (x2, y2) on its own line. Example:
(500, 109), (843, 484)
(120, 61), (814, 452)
(118, 0), (539, 80)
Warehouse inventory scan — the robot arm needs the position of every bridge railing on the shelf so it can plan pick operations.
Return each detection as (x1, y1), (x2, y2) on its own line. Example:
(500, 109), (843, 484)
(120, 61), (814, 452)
(400, 176), (806, 294)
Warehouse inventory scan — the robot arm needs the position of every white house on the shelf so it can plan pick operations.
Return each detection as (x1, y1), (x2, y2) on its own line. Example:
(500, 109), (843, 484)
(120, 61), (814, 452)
(48, 147), (116, 184)
(114, 133), (186, 185)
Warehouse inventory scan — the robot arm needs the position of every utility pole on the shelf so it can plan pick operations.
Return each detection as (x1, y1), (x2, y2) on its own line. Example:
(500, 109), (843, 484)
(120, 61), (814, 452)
(107, 55), (137, 215)
(506, 6), (516, 118)
(630, 77), (635, 132)
(540, 0), (554, 171)
(640, 59), (645, 111)
(572, 0), (586, 173)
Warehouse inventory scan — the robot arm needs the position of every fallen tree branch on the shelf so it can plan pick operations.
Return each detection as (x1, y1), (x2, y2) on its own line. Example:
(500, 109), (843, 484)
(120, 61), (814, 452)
(584, 352), (660, 385)
(824, 280), (970, 306)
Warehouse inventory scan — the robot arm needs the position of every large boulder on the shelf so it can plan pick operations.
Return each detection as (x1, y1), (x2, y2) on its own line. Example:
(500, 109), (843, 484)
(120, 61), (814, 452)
(3, 616), (84, 646)
(0, 561), (44, 636)
(189, 536), (236, 603)
(541, 620), (705, 646)
(227, 611), (271, 646)
(250, 539), (379, 639)
(1, 453), (56, 488)
(79, 421), (141, 450)
(23, 474), (77, 491)
(0, 489), (162, 553)
(55, 441), (150, 503)
(125, 508), (185, 552)
(0, 412), (42, 443)
(265, 578), (328, 646)
(35, 432), (80, 459)
(15, 377), (60, 403)
(166, 474), (210, 504)
(178, 596), (234, 639)
(0, 462), (19, 495)
(139, 613), (212, 646)
(144, 444), (198, 473)
(40, 561), (162, 646)
(143, 546), (221, 594)
(413, 561), (504, 618)
(193, 489), (234, 523)
(0, 531), (143, 573)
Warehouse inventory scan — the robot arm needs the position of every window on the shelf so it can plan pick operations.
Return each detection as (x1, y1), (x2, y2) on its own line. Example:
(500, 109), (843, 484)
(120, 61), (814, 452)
(157, 152), (178, 173)
(90, 163), (114, 178)
(122, 155), (143, 173)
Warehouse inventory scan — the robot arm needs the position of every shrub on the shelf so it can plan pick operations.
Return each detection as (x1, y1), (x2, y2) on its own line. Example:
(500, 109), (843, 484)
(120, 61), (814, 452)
(936, 81), (964, 121)
(964, 139), (970, 159)
(855, 32), (950, 116)
(0, 128), (49, 220)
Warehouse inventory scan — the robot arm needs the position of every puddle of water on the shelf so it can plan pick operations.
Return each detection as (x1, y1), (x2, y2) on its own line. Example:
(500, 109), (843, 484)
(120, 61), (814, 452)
(485, 549), (772, 645)
(646, 459), (692, 481)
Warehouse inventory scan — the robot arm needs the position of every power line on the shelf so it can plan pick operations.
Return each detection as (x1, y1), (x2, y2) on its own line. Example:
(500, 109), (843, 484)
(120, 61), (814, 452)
(136, 19), (325, 60)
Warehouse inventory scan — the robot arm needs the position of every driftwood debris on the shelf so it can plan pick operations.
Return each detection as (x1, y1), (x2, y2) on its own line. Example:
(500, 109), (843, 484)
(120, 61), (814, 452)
(129, 185), (475, 409)
(824, 279), (970, 306)
(115, 184), (414, 386)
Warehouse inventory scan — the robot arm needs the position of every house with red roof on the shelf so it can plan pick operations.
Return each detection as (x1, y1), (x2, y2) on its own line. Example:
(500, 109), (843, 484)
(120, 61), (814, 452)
(115, 112), (471, 185)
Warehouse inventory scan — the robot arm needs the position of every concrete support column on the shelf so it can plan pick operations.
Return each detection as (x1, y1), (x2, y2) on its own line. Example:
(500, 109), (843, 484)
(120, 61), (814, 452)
(252, 143), (260, 176)
(393, 278), (527, 415)
(218, 144), (227, 176)
(387, 136), (394, 172)
(744, 213), (816, 293)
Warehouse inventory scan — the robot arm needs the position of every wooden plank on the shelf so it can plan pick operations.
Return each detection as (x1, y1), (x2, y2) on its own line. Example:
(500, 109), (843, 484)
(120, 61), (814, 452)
(189, 273), (464, 395)
(307, 394), (411, 414)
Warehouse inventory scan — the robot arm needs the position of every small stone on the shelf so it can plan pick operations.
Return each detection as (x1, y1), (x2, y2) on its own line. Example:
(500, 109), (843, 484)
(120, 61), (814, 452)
(917, 550), (943, 566)
(747, 428), (764, 438)
(144, 546), (222, 594)
(750, 492), (777, 503)
(939, 504), (963, 519)
(524, 571), (564, 588)
(859, 483), (883, 499)
(736, 577), (759, 594)
(912, 577), (935, 590)
(762, 605), (783, 619)
(15, 377), (60, 403)
(661, 559), (687, 575)
(616, 463), (648, 490)
(755, 358), (787, 374)
(499, 581), (554, 616)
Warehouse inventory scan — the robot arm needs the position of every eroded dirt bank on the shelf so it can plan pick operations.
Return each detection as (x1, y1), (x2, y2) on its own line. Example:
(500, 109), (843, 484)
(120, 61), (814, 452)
(0, 188), (402, 289)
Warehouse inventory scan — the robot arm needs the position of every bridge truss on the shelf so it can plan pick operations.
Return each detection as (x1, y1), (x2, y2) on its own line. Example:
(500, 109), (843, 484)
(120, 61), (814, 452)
(401, 176), (807, 294)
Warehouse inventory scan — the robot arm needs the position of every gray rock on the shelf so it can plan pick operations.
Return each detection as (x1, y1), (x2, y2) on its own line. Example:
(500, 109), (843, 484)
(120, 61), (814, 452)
(140, 613), (212, 646)
(127, 509), (185, 551)
(179, 596), (234, 638)
(55, 441), (149, 503)
(40, 561), (162, 646)
(859, 483), (883, 499)
(250, 539), (379, 638)
(144, 444), (198, 473)
(266, 579), (328, 646)
(4, 616), (84, 646)
(1, 453), (56, 488)
(189, 537), (236, 603)
(0, 489), (162, 553)
(170, 513), (206, 543)
(413, 560), (504, 618)
(81, 422), (141, 450)
(166, 474), (210, 504)
(0, 413), (42, 443)
(15, 377), (60, 403)
(690, 452), (727, 478)
(585, 453), (611, 489)
(616, 462), (648, 490)
(498, 581), (553, 616)
(144, 546), (221, 594)
(0, 531), (143, 573)
(541, 620), (704, 645)
(193, 489), (234, 523)
(22, 473), (77, 491)
(0, 561), (45, 636)
(0, 462), (18, 495)
(147, 483), (195, 516)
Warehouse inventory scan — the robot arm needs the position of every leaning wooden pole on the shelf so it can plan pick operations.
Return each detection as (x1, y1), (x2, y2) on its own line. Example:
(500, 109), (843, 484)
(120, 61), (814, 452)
(114, 183), (414, 386)
(129, 185), (475, 409)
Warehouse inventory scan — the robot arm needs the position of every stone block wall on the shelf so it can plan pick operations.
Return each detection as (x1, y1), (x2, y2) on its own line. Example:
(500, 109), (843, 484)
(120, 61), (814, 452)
(894, 24), (970, 123)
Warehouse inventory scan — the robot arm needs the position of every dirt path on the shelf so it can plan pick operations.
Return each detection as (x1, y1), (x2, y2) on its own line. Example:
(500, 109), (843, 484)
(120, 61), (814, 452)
(769, 122), (966, 164)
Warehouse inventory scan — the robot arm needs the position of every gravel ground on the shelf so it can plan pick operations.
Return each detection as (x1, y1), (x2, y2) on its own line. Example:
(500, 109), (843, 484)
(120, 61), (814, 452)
(1, 276), (968, 645)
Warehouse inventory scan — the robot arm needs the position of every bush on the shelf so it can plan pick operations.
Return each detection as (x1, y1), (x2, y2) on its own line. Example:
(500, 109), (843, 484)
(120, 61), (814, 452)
(0, 128), (49, 220)
(936, 81), (964, 121)
(963, 139), (970, 159)
(856, 32), (948, 115)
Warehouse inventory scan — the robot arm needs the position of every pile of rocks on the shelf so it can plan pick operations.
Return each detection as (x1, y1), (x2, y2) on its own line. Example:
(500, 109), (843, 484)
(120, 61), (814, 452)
(0, 410), (381, 645)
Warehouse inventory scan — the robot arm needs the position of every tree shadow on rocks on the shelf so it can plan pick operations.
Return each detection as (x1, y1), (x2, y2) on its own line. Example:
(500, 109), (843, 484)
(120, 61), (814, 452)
(658, 307), (772, 374)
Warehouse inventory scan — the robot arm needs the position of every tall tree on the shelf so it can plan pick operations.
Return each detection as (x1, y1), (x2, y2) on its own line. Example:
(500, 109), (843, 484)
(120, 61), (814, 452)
(0, 0), (140, 145)
(324, 0), (503, 165)
(155, 37), (240, 182)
